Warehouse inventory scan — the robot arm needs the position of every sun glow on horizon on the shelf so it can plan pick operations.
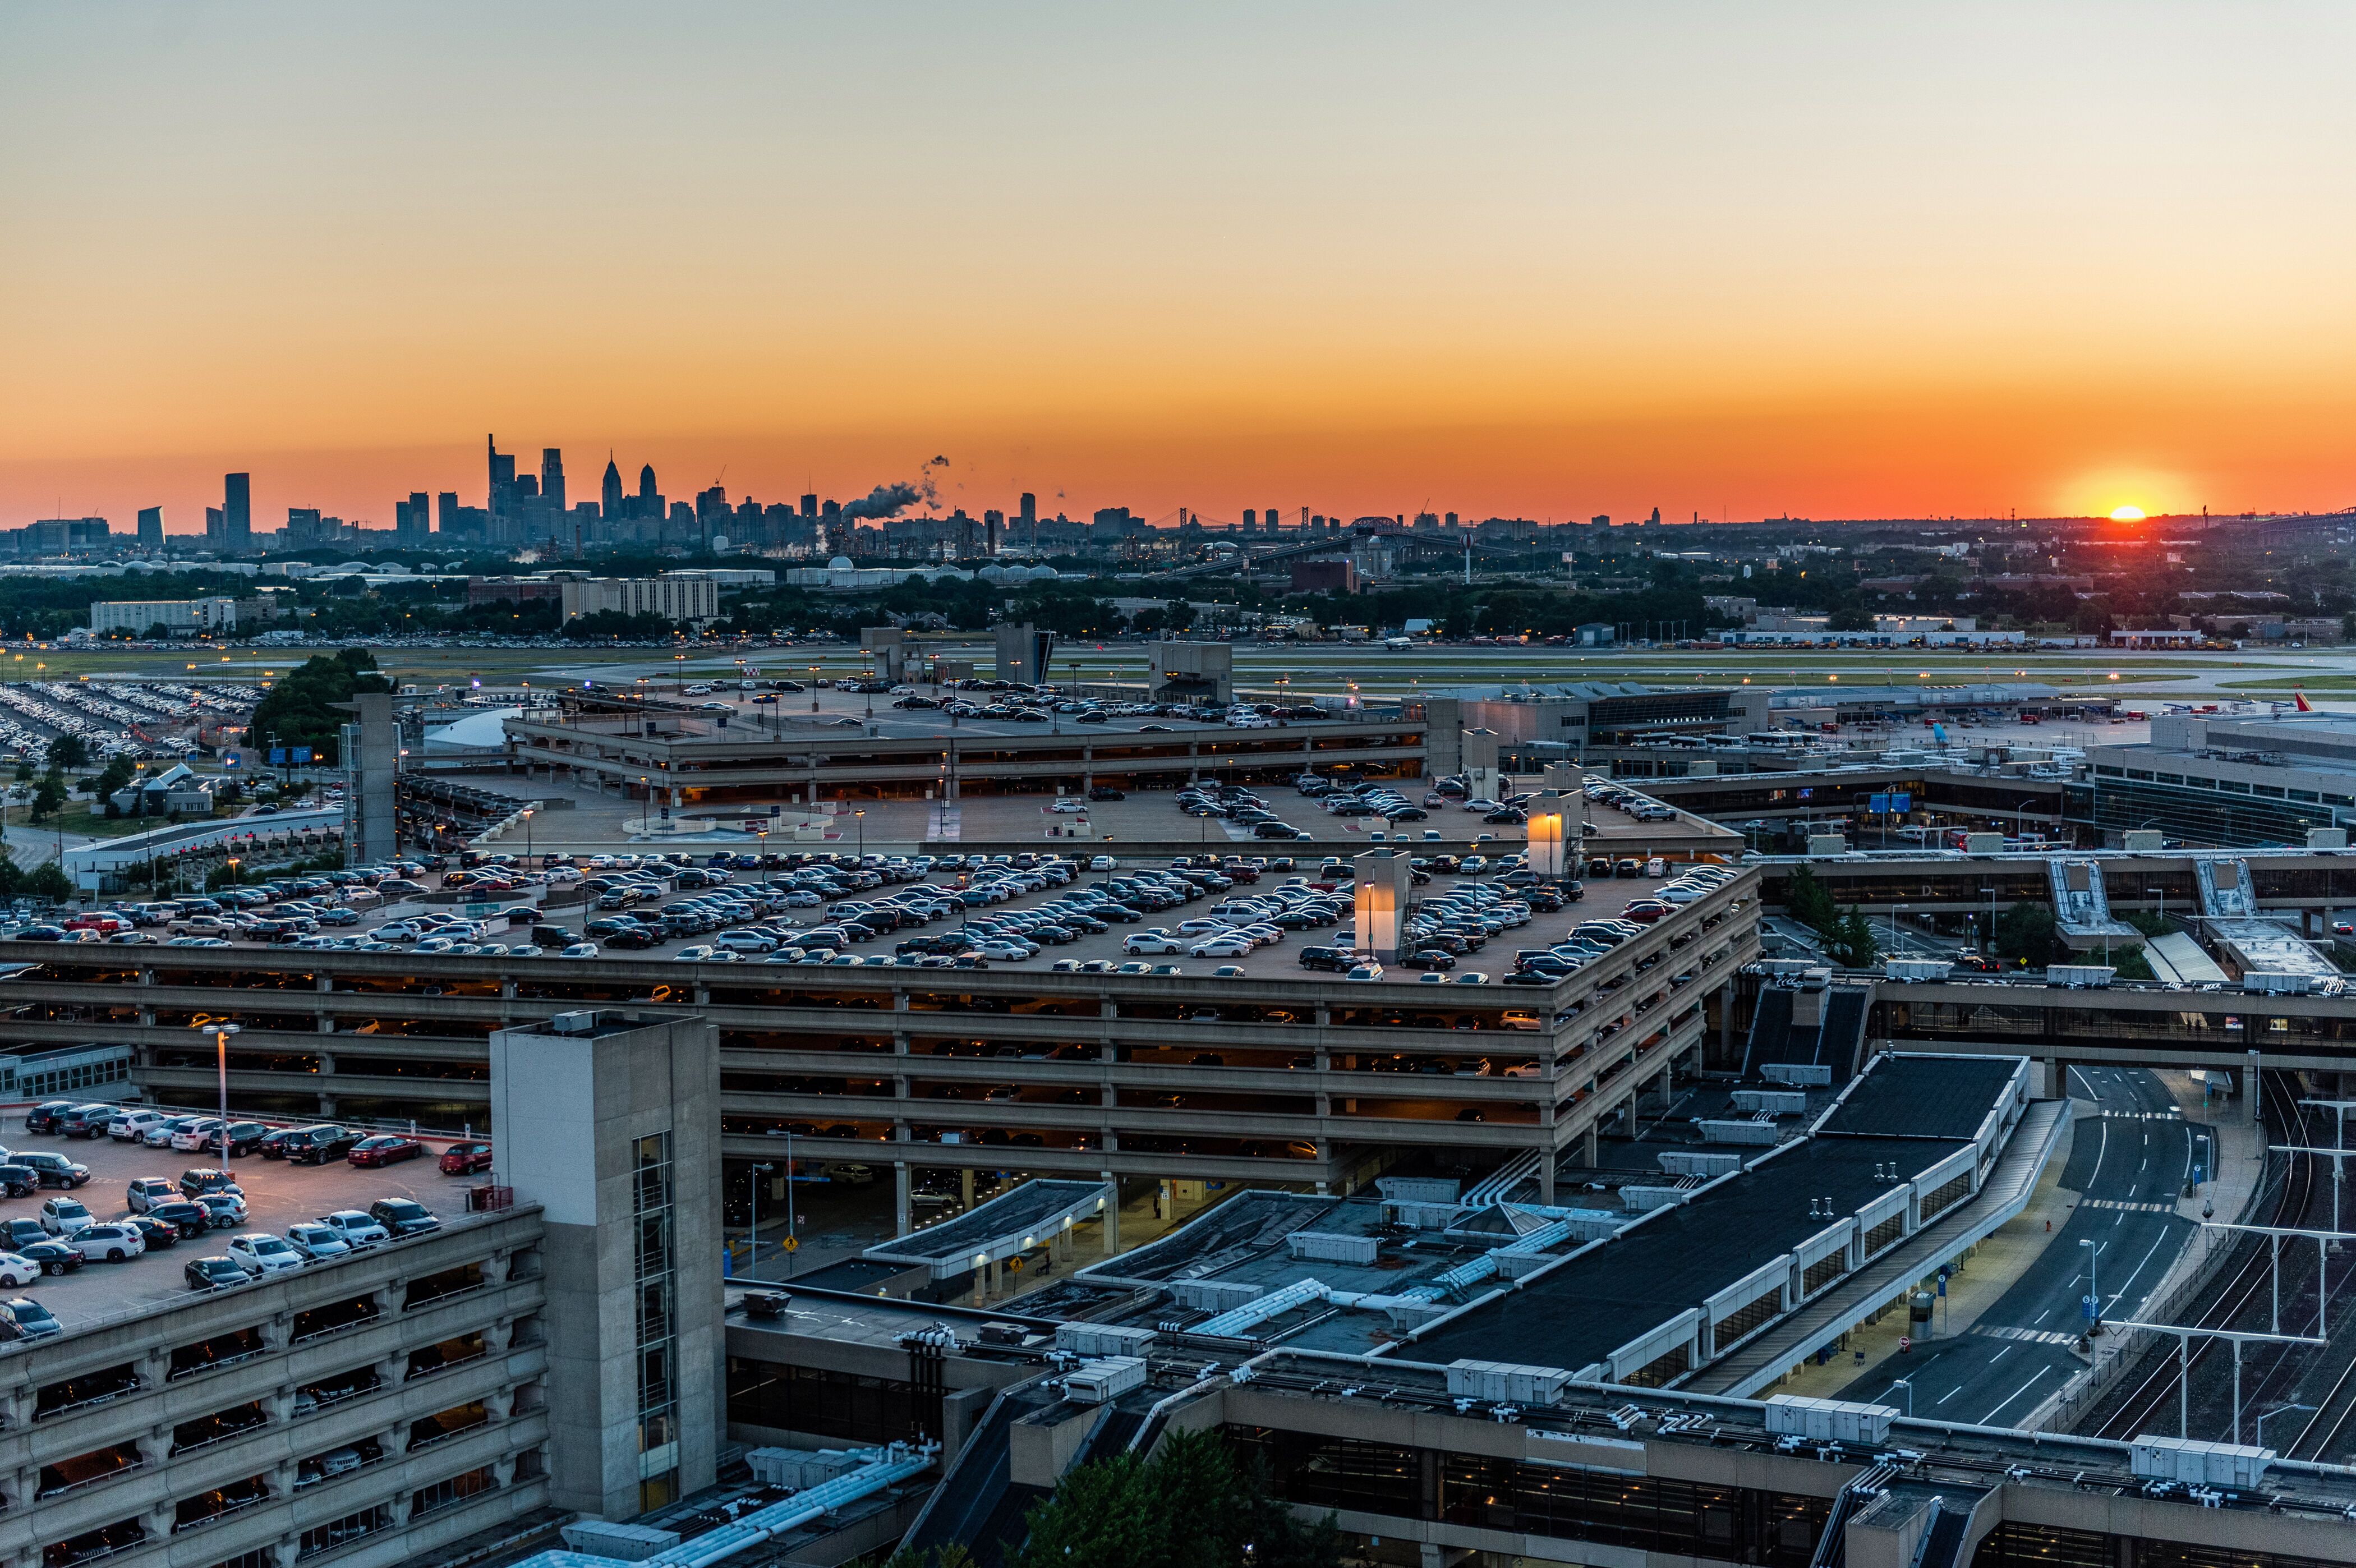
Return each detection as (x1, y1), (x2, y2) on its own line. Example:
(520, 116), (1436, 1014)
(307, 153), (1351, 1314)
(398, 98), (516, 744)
(2109, 505), (2147, 522)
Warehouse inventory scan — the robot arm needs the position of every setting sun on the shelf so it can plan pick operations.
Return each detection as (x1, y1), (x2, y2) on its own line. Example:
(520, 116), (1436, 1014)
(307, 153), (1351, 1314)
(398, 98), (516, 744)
(2109, 505), (2147, 522)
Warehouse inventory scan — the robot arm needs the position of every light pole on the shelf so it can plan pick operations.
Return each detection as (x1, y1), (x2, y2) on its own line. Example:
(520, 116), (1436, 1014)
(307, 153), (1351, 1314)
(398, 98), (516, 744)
(2257, 1403), (2317, 1451)
(522, 807), (533, 865)
(854, 808), (866, 860)
(2082, 1238), (2101, 1332)
(808, 665), (820, 712)
(1889, 1377), (1912, 1417)
(755, 828), (769, 885)
(203, 1022), (241, 1165)
(746, 1161), (774, 1281)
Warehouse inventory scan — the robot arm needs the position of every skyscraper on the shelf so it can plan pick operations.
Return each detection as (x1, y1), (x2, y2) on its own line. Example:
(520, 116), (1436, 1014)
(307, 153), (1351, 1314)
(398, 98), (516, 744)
(136, 507), (162, 549)
(601, 455), (624, 518)
(395, 493), (431, 545)
(541, 449), (566, 512)
(639, 465), (659, 511)
(487, 436), (517, 516)
(223, 472), (251, 548)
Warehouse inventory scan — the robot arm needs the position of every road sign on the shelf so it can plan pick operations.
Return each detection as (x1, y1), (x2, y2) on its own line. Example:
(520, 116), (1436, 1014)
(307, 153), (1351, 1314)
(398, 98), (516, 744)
(1899, 1335), (1912, 1353)
(780, 1235), (798, 1253)
(291, 747), (312, 765)
(2083, 1293), (2099, 1322)
(268, 748), (286, 766)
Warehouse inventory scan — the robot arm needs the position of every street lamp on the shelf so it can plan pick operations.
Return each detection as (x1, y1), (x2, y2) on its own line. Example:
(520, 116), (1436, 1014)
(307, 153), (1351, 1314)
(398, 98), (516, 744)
(745, 1161), (774, 1281)
(808, 665), (821, 712)
(201, 1022), (241, 1165)
(1888, 1377), (1912, 1417)
(854, 808), (866, 860)
(2257, 1404), (2317, 1451)
(522, 807), (533, 865)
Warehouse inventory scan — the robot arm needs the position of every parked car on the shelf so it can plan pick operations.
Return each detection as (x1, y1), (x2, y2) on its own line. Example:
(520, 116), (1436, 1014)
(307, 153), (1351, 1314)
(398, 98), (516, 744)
(194, 1193), (249, 1229)
(125, 1216), (181, 1250)
(227, 1233), (306, 1276)
(107, 1110), (168, 1143)
(185, 1255), (247, 1291)
(0, 1254), (39, 1289)
(0, 1296), (61, 1339)
(315, 1210), (390, 1250)
(144, 1116), (206, 1149)
(73, 1224), (144, 1263)
(38, 1198), (93, 1238)
(284, 1126), (361, 1165)
(19, 1103), (71, 1135)
(144, 1201), (213, 1241)
(439, 1141), (494, 1176)
(368, 1198), (440, 1238)
(0, 1166), (38, 1199)
(178, 1167), (243, 1199)
(11, 1153), (89, 1189)
(54, 1105), (117, 1141)
(347, 1135), (425, 1169)
(283, 1221), (352, 1262)
(18, 1241), (81, 1276)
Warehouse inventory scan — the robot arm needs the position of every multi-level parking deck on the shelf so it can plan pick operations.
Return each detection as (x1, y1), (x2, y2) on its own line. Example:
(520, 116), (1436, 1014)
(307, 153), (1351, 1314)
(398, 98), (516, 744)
(0, 873), (1761, 1212)
(0, 1202), (548, 1568)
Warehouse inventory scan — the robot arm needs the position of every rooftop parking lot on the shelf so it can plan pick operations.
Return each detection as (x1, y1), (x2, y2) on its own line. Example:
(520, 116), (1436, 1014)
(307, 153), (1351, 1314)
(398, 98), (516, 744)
(0, 1112), (484, 1334)
(68, 844), (1727, 987)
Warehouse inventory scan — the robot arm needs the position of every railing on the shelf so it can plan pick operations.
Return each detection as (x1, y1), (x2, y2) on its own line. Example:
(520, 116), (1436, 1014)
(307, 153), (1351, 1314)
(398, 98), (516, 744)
(290, 1311), (380, 1347)
(173, 1489), (272, 1534)
(37, 1459), (144, 1499)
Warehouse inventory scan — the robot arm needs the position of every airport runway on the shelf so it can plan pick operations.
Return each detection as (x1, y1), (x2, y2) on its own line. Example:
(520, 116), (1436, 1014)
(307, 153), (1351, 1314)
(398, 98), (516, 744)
(1840, 1065), (2209, 1427)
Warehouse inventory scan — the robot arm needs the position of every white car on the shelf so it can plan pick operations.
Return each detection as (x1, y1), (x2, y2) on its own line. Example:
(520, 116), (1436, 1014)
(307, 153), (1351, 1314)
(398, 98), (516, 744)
(315, 1211), (390, 1250)
(561, 942), (600, 959)
(1124, 931), (1186, 955)
(227, 1232), (306, 1276)
(0, 1252), (40, 1288)
(674, 945), (718, 962)
(1049, 799), (1085, 814)
(712, 931), (776, 954)
(39, 1198), (95, 1238)
(170, 1119), (224, 1153)
(1189, 935), (1254, 958)
(75, 1223), (145, 1263)
(108, 1110), (167, 1142)
(1344, 963), (1386, 981)
(284, 1221), (352, 1262)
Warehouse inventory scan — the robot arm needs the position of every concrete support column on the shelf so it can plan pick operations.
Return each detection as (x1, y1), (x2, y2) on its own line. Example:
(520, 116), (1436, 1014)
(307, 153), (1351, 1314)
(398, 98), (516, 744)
(1101, 1174), (1120, 1256)
(987, 1254), (1001, 1300)
(319, 1093), (338, 1118)
(494, 1454), (518, 1488)
(1581, 1121), (1599, 1168)
(1538, 1157), (1556, 1206)
(894, 1162), (912, 1238)
(960, 1168), (974, 1211)
(487, 1318), (516, 1354)
(1718, 981), (1734, 1056)
(316, 1051), (336, 1075)
(274, 1540), (303, 1568)
(390, 1496), (415, 1528)
(383, 1423), (411, 1457)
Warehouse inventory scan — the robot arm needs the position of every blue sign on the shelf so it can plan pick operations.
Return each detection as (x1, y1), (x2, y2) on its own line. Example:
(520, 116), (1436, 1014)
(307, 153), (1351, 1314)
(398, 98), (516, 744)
(2193, 1163), (2206, 1185)
(1890, 793), (1912, 812)
(2083, 1293), (2099, 1322)
(291, 747), (312, 765)
(1936, 1277), (1946, 1297)
(1869, 793), (1891, 813)
(268, 748), (287, 766)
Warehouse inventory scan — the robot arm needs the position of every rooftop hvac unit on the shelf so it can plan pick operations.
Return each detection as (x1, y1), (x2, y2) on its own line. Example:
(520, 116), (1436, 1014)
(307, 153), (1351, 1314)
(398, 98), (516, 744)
(2242, 971), (2314, 996)
(1884, 958), (1953, 982)
(1446, 1360), (1571, 1406)
(1763, 1395), (1895, 1445)
(2129, 1436), (2274, 1489)
(1065, 1355), (1148, 1405)
(1055, 1323), (1159, 1358)
(1287, 1230), (1381, 1264)
(2045, 965), (2115, 989)
(549, 1010), (598, 1034)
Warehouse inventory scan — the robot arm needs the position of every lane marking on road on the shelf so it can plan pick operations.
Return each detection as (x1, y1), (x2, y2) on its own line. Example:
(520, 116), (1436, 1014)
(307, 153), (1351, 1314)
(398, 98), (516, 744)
(1977, 1365), (2055, 1427)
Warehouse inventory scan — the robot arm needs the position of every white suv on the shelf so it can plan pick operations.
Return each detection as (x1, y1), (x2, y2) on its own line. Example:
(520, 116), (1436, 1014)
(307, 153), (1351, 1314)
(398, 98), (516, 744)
(315, 1210), (390, 1250)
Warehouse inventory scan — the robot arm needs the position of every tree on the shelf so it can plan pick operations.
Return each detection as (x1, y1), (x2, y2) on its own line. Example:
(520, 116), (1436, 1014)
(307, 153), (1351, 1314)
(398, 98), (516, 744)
(248, 649), (389, 765)
(1002, 1428), (1341, 1568)
(29, 775), (65, 823)
(1824, 601), (1878, 633)
(44, 733), (88, 772)
(144, 622), (174, 641)
(91, 757), (134, 801)
(22, 862), (71, 904)
(1785, 865), (1837, 934)
(1995, 901), (2063, 968)
(1821, 906), (1882, 969)
(2111, 944), (2156, 981)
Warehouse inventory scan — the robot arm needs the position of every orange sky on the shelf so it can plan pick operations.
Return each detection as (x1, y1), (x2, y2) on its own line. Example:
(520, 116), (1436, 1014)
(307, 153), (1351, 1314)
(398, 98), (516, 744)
(6, 4), (2356, 534)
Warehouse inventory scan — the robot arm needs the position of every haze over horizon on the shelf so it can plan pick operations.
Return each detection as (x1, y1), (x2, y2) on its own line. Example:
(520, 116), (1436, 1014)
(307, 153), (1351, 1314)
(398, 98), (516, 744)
(7, 3), (2355, 535)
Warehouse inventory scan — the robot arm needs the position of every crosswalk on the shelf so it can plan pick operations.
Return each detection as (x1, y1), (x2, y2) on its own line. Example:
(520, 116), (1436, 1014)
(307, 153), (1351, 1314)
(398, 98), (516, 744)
(1975, 1324), (2081, 1346)
(2095, 1109), (2182, 1120)
(2080, 1198), (2178, 1214)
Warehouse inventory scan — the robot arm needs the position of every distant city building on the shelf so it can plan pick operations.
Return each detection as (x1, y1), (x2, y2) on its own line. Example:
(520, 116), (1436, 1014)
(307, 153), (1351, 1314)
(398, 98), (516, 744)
(559, 576), (719, 624)
(12, 517), (109, 555)
(89, 596), (237, 636)
(136, 506), (162, 548)
(602, 455), (624, 518)
(222, 471), (252, 549)
(394, 491), (431, 545)
(540, 448), (565, 511)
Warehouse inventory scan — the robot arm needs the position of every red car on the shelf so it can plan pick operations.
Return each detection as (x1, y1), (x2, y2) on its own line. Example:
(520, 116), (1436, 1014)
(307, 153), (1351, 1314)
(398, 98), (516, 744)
(1621, 900), (1676, 923)
(347, 1135), (425, 1169)
(439, 1141), (493, 1176)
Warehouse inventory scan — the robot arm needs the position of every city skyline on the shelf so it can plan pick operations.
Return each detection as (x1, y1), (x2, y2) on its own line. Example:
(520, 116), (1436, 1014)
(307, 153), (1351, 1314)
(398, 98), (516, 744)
(8, 4), (2356, 531)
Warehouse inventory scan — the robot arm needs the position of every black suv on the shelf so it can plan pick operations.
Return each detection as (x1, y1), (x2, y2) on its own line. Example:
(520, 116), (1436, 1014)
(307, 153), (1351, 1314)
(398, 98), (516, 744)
(21, 1102), (73, 1134)
(285, 1126), (361, 1166)
(1298, 946), (1352, 973)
